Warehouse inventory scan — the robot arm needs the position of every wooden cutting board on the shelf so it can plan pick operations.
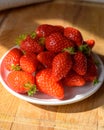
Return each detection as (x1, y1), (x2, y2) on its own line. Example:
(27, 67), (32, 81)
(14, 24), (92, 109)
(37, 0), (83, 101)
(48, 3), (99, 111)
(0, 0), (104, 130)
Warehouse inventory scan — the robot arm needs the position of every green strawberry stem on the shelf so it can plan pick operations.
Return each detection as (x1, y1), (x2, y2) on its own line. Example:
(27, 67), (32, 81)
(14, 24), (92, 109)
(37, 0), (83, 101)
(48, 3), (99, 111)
(63, 47), (76, 54)
(93, 78), (99, 85)
(28, 86), (37, 96)
(24, 82), (37, 96)
(15, 34), (27, 45)
(78, 44), (91, 55)
(94, 59), (100, 66)
(30, 32), (37, 39)
(39, 37), (45, 46)
(11, 64), (21, 71)
(16, 32), (37, 46)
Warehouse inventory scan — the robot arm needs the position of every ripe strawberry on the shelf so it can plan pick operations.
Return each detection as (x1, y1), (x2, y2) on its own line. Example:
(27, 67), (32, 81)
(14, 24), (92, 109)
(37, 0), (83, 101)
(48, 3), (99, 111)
(54, 25), (64, 34)
(36, 24), (64, 37)
(83, 55), (98, 82)
(62, 70), (86, 87)
(73, 51), (87, 75)
(17, 34), (44, 54)
(37, 51), (56, 68)
(85, 39), (95, 49)
(36, 68), (64, 99)
(20, 53), (38, 73)
(52, 52), (72, 81)
(64, 27), (83, 46)
(46, 32), (74, 53)
(3, 48), (23, 71)
(7, 71), (36, 95)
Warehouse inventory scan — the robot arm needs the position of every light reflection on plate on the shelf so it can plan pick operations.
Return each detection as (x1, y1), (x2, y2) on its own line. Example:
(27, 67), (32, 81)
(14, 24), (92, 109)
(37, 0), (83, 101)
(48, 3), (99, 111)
(0, 46), (104, 105)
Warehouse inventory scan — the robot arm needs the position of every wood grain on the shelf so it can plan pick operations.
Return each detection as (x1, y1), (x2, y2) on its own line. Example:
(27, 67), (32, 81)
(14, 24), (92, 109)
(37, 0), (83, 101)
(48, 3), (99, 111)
(0, 0), (104, 130)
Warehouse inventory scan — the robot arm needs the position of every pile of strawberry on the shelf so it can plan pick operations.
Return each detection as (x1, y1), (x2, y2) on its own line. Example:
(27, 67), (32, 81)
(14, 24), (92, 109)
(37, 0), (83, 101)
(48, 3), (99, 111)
(3, 24), (98, 99)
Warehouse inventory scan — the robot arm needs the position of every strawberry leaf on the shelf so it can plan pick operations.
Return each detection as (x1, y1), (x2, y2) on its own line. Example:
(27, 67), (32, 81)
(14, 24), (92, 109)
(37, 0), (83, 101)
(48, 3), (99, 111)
(11, 64), (21, 71)
(79, 44), (91, 55)
(30, 32), (37, 39)
(24, 82), (37, 96)
(39, 37), (45, 46)
(94, 59), (100, 66)
(93, 78), (99, 85)
(28, 86), (37, 96)
(63, 47), (76, 54)
(15, 34), (27, 45)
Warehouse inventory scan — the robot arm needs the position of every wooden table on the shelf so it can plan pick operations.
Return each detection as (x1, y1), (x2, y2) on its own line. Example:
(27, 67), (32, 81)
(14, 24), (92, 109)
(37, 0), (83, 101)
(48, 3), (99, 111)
(0, 0), (104, 130)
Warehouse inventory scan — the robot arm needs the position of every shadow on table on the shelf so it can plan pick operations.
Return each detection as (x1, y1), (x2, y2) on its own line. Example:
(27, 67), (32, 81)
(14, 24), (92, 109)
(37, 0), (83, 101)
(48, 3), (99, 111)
(34, 82), (104, 113)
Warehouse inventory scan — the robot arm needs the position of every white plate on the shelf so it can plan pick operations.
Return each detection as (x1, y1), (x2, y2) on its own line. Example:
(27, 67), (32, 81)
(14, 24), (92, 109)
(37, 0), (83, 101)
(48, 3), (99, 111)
(0, 46), (104, 106)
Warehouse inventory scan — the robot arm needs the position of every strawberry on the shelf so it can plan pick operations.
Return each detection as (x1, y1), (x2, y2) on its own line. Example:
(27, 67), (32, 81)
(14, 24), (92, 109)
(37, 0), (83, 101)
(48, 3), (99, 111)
(36, 68), (64, 99)
(3, 48), (23, 71)
(46, 32), (74, 53)
(54, 25), (64, 34)
(83, 55), (98, 82)
(36, 24), (64, 37)
(52, 52), (72, 81)
(17, 34), (44, 54)
(7, 71), (36, 95)
(73, 51), (87, 75)
(37, 62), (45, 71)
(64, 27), (83, 46)
(85, 39), (95, 49)
(20, 53), (38, 73)
(37, 51), (56, 68)
(62, 70), (86, 87)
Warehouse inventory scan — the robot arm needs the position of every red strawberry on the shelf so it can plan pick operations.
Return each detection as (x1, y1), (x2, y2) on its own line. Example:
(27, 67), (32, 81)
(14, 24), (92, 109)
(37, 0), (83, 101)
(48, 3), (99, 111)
(37, 51), (56, 68)
(64, 27), (83, 46)
(83, 55), (98, 82)
(20, 53), (38, 73)
(36, 24), (64, 37)
(54, 25), (64, 34)
(46, 32), (74, 53)
(62, 70), (86, 87)
(36, 68), (64, 99)
(73, 51), (87, 75)
(17, 34), (44, 54)
(7, 71), (36, 95)
(52, 52), (72, 81)
(85, 39), (95, 49)
(3, 48), (23, 71)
